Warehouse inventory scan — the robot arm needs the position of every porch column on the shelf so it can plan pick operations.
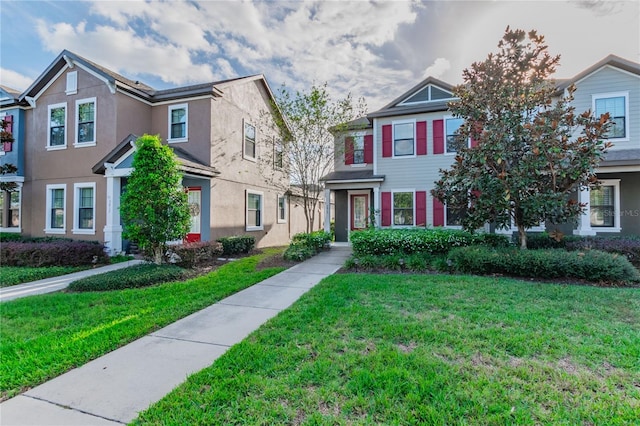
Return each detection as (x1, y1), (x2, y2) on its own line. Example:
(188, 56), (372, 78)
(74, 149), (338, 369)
(575, 187), (596, 236)
(103, 164), (123, 255)
(373, 187), (380, 228)
(324, 188), (331, 234)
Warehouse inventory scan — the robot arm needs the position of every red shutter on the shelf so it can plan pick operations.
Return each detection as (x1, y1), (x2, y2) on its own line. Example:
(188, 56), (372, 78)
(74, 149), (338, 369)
(344, 136), (354, 165)
(470, 138), (478, 148)
(416, 121), (427, 155)
(433, 197), (444, 226)
(2, 115), (13, 152)
(416, 191), (426, 226)
(381, 192), (391, 226)
(364, 135), (373, 164)
(433, 119), (444, 154)
(382, 125), (392, 157)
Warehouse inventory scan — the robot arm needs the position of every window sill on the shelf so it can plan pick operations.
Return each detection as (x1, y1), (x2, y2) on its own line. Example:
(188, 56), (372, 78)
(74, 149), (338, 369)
(391, 154), (416, 159)
(277, 219), (287, 224)
(246, 226), (264, 232)
(44, 228), (66, 234)
(0, 227), (21, 233)
(46, 145), (67, 151)
(168, 138), (188, 144)
(72, 229), (96, 235)
(350, 163), (366, 168)
(243, 155), (257, 163)
(591, 227), (622, 233)
(74, 142), (96, 148)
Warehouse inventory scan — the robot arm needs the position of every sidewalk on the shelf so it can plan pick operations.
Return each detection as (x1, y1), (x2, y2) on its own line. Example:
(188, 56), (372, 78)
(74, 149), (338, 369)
(0, 260), (145, 303)
(0, 245), (352, 425)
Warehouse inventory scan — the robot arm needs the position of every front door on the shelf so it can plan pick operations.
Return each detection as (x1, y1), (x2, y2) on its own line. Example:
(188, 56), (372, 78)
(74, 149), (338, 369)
(186, 187), (201, 242)
(350, 194), (368, 231)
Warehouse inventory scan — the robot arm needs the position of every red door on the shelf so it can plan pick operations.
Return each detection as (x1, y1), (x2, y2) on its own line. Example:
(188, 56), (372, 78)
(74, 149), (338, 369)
(350, 194), (368, 231)
(186, 187), (201, 242)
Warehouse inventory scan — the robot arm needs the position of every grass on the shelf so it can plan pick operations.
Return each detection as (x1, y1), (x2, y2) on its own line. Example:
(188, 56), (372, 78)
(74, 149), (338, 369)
(135, 273), (640, 425)
(0, 248), (286, 400)
(0, 266), (89, 287)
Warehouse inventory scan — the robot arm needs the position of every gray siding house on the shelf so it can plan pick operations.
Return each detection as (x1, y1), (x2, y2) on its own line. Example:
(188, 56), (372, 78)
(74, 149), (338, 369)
(323, 56), (640, 241)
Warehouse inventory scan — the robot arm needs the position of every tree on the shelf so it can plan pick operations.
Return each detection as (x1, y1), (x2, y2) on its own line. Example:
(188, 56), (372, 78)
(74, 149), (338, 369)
(120, 134), (190, 264)
(0, 117), (17, 192)
(432, 27), (611, 249)
(270, 83), (367, 232)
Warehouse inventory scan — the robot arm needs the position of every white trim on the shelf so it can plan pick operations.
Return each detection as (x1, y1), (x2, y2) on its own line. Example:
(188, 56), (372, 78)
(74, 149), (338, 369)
(65, 71), (78, 95)
(391, 189), (415, 227)
(30, 65), (68, 105)
(72, 182), (96, 235)
(587, 179), (621, 233)
(168, 103), (188, 143)
(397, 84), (455, 106)
(391, 119), (417, 159)
(277, 194), (287, 224)
(47, 102), (67, 150)
(574, 64), (640, 86)
(74, 97), (97, 147)
(243, 119), (257, 162)
(592, 91), (630, 143)
(246, 189), (264, 231)
(45, 184), (66, 234)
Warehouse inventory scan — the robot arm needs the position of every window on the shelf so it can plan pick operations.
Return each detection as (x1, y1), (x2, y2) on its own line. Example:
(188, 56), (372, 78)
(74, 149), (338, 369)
(48, 103), (67, 149)
(445, 117), (465, 153)
(274, 141), (284, 169)
(244, 122), (256, 160)
(590, 183), (619, 229)
(46, 184), (66, 233)
(76, 98), (96, 145)
(393, 192), (414, 226)
(0, 189), (21, 230)
(393, 122), (414, 156)
(352, 134), (365, 164)
(246, 190), (263, 231)
(445, 204), (463, 227)
(168, 104), (188, 142)
(73, 183), (95, 234)
(277, 195), (287, 223)
(594, 93), (628, 139)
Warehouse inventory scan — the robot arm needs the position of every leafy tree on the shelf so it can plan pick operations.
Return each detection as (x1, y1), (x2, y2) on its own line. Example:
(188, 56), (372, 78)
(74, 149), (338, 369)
(432, 27), (611, 249)
(0, 118), (17, 192)
(120, 134), (190, 264)
(270, 83), (367, 232)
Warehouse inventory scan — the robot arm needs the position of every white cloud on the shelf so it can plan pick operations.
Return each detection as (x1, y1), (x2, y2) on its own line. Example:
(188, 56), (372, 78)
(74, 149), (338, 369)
(423, 58), (451, 79)
(0, 68), (35, 92)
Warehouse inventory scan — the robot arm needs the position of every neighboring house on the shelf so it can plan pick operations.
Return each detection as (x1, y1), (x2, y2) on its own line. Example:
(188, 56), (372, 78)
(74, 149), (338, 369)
(2, 50), (313, 254)
(322, 55), (640, 242)
(0, 85), (25, 232)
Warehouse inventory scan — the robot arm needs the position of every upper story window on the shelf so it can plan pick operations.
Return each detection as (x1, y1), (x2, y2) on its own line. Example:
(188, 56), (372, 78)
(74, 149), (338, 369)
(66, 71), (78, 95)
(274, 141), (284, 169)
(445, 117), (465, 154)
(75, 98), (96, 146)
(393, 191), (414, 226)
(168, 104), (188, 142)
(353, 134), (365, 164)
(393, 122), (414, 157)
(593, 92), (628, 140)
(244, 121), (256, 160)
(48, 103), (67, 149)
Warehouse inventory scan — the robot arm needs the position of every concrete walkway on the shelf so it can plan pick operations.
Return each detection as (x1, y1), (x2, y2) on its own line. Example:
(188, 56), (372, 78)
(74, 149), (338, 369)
(0, 245), (352, 425)
(0, 260), (145, 303)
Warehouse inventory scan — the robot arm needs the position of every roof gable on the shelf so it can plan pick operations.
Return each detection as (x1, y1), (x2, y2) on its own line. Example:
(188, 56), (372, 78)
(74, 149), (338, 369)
(556, 54), (640, 91)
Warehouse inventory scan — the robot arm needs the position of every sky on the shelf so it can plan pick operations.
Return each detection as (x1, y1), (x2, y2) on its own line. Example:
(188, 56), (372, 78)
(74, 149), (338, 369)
(1, 0), (639, 111)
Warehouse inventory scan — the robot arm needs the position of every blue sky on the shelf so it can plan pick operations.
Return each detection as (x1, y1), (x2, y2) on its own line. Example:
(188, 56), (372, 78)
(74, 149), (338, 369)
(1, 0), (638, 110)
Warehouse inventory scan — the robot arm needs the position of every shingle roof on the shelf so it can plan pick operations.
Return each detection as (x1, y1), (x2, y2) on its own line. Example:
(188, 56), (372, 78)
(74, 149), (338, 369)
(320, 170), (385, 183)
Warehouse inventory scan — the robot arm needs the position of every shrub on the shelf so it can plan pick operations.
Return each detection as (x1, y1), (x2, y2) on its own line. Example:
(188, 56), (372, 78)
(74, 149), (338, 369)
(447, 246), (640, 285)
(217, 236), (256, 256)
(350, 228), (510, 256)
(0, 241), (108, 267)
(0, 233), (23, 242)
(68, 264), (187, 292)
(565, 237), (640, 267)
(169, 241), (223, 268)
(284, 231), (333, 261)
(283, 244), (315, 261)
(344, 253), (438, 272)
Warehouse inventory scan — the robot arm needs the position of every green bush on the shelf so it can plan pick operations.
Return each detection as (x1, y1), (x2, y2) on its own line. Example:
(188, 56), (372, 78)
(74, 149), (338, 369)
(1, 241), (108, 267)
(217, 236), (256, 256)
(350, 228), (510, 256)
(447, 246), (640, 285)
(169, 241), (223, 268)
(0, 233), (24, 242)
(68, 264), (188, 292)
(284, 231), (333, 261)
(283, 244), (315, 261)
(344, 253), (439, 272)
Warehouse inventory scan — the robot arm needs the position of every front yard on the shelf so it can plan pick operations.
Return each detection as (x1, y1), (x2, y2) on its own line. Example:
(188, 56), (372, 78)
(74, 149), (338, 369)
(135, 273), (640, 425)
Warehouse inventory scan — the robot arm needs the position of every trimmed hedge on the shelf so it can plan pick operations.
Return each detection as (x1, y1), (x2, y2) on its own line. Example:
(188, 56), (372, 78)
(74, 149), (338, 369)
(345, 252), (440, 272)
(447, 246), (640, 285)
(217, 236), (256, 256)
(1, 241), (108, 267)
(350, 228), (511, 256)
(169, 241), (223, 268)
(68, 264), (187, 292)
(284, 230), (332, 261)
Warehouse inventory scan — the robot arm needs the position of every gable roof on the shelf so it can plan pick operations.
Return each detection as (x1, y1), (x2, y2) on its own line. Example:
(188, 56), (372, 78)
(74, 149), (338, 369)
(556, 54), (640, 92)
(1, 85), (27, 108)
(368, 76), (455, 119)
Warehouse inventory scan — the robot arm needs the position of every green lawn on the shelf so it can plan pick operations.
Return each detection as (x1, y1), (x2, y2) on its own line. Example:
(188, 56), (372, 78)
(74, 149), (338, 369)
(0, 266), (89, 287)
(0, 248), (286, 400)
(135, 274), (640, 425)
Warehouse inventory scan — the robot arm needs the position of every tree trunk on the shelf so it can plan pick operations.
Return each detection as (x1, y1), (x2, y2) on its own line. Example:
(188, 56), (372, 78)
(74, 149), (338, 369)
(152, 245), (163, 265)
(517, 223), (528, 250)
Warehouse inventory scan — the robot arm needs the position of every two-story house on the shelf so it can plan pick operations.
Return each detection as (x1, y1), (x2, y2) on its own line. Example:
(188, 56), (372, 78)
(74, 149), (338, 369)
(323, 55), (640, 242)
(4, 50), (313, 255)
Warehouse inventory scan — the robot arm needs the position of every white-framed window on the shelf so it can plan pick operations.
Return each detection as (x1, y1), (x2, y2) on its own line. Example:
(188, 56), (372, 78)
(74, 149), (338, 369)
(246, 190), (263, 231)
(47, 103), (67, 149)
(593, 92), (629, 141)
(0, 189), (21, 231)
(168, 104), (188, 142)
(589, 179), (621, 231)
(75, 98), (96, 146)
(277, 195), (287, 223)
(66, 71), (77, 95)
(353, 134), (365, 164)
(393, 191), (414, 226)
(244, 121), (256, 160)
(445, 117), (467, 154)
(444, 203), (463, 228)
(274, 140), (284, 169)
(73, 182), (96, 234)
(45, 184), (66, 234)
(393, 120), (415, 157)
